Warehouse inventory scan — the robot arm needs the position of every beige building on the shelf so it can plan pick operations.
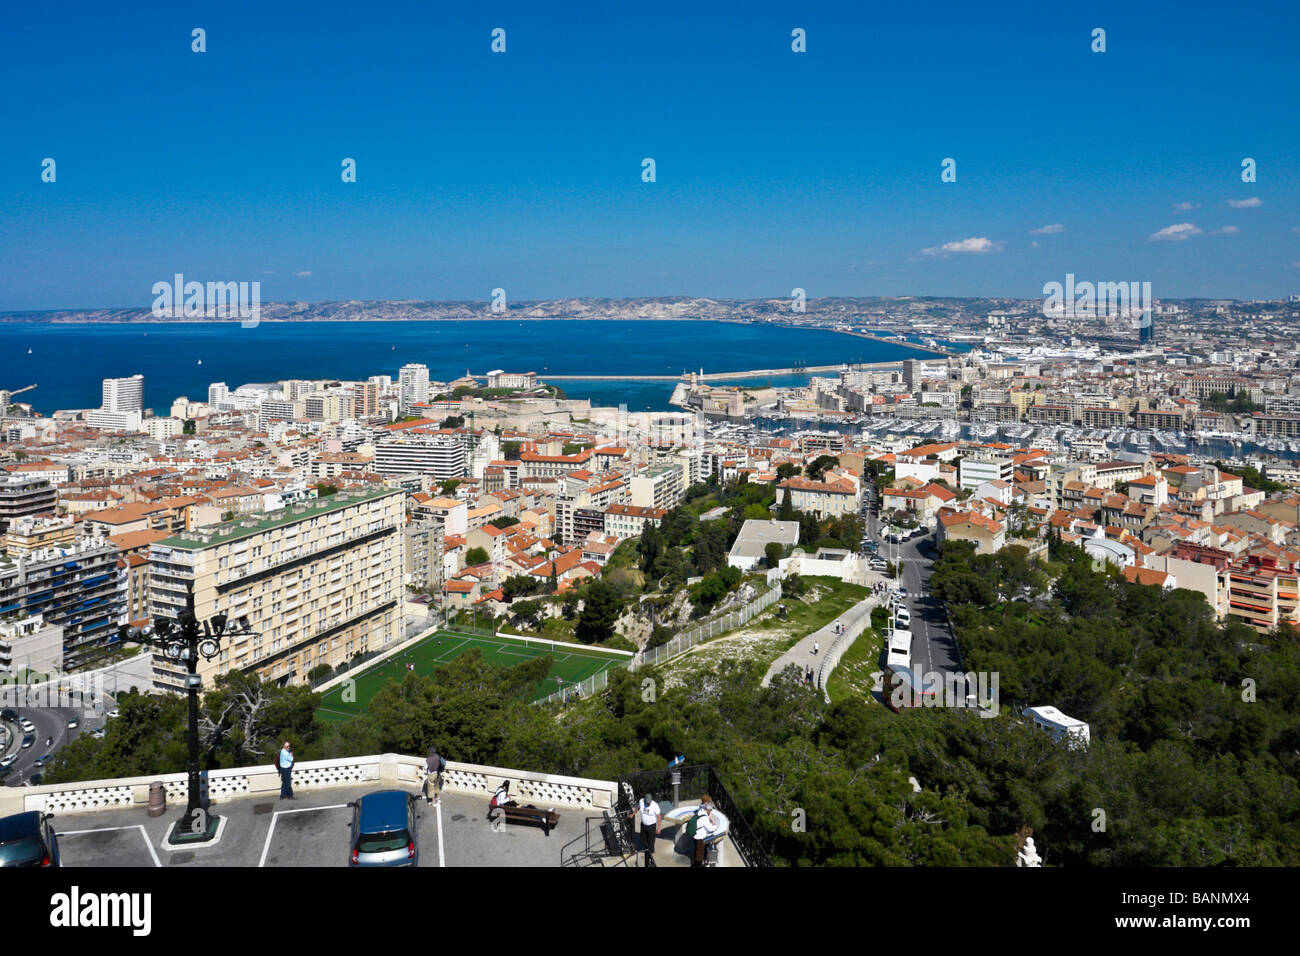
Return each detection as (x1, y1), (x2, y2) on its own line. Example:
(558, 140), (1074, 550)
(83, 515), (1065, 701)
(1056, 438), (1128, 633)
(148, 487), (404, 691)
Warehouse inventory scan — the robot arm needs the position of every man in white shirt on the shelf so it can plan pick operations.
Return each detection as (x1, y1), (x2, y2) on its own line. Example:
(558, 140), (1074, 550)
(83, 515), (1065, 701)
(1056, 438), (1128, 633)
(628, 793), (662, 867)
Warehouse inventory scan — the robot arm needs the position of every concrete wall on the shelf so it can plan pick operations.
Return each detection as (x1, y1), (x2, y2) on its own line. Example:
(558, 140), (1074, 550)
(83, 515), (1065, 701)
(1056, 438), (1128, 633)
(0, 753), (618, 819)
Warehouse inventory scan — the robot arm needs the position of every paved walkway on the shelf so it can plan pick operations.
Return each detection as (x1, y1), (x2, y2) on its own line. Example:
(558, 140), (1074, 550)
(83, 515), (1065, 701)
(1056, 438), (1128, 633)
(761, 594), (880, 689)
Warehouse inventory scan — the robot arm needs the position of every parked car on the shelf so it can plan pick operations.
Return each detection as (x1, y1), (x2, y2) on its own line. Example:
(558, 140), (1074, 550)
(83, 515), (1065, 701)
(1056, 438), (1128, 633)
(0, 754), (16, 769)
(26, 774), (43, 787)
(20, 735), (34, 750)
(895, 607), (912, 627)
(19, 720), (34, 734)
(348, 790), (420, 867)
(0, 709), (17, 722)
(105, 708), (120, 719)
(0, 811), (60, 867)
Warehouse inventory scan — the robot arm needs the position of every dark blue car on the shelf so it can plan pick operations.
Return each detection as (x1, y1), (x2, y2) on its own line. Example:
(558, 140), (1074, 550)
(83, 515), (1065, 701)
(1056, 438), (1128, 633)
(0, 811), (60, 867)
(348, 790), (420, 867)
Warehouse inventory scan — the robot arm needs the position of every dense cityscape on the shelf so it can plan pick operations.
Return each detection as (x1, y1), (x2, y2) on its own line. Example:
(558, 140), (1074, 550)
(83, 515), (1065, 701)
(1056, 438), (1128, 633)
(0, 294), (1297, 878)
(2, 2), (1294, 935)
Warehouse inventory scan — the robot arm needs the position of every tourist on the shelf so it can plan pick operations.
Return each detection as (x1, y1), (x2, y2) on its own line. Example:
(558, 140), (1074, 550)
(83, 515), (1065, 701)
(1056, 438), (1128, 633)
(692, 795), (717, 867)
(424, 746), (446, 805)
(629, 792), (662, 867)
(813, 640), (819, 655)
(278, 740), (295, 800)
(488, 779), (518, 822)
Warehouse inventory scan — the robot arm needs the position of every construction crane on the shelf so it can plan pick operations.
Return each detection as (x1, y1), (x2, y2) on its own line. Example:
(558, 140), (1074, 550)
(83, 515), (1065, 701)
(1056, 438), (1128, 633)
(4, 384), (36, 397)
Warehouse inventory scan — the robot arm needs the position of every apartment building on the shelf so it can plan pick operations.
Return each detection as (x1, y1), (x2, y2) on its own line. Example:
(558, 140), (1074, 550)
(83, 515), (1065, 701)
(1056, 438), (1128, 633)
(604, 504), (667, 540)
(403, 519), (445, 590)
(1, 514), (76, 557)
(1221, 556), (1299, 634)
(630, 464), (685, 511)
(959, 455), (1015, 492)
(373, 435), (467, 480)
(1250, 412), (1300, 439)
(0, 476), (58, 533)
(777, 476), (858, 518)
(0, 613), (64, 677)
(147, 487), (403, 691)
(0, 538), (125, 667)
(935, 508), (1006, 555)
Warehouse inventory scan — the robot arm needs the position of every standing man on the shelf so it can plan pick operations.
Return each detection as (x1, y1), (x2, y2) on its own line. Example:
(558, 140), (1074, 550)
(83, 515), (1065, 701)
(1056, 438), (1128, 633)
(628, 792), (662, 867)
(813, 639), (819, 656)
(278, 740), (295, 800)
(424, 746), (446, 806)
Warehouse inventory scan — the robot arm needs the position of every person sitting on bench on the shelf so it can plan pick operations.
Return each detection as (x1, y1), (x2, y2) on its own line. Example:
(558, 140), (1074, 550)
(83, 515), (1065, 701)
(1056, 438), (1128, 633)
(488, 780), (518, 821)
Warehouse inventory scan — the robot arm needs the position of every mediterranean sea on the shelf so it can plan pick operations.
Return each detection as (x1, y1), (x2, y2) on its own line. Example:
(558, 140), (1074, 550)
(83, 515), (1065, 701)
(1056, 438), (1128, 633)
(0, 319), (940, 415)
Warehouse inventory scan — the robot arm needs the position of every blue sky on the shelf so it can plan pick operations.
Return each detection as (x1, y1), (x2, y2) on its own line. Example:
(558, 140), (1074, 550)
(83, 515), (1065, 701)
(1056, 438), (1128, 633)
(1, 0), (1297, 310)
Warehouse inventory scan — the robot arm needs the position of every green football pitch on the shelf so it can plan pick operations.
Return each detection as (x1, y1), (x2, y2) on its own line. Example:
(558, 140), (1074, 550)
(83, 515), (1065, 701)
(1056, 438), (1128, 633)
(316, 630), (627, 720)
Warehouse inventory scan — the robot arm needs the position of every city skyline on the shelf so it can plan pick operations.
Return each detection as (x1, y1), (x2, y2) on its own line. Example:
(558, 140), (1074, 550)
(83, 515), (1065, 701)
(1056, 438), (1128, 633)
(2, 0), (1298, 311)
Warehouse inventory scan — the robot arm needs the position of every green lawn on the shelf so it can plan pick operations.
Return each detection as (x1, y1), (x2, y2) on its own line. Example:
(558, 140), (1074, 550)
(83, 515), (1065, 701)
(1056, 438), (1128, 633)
(826, 627), (884, 704)
(315, 630), (627, 720)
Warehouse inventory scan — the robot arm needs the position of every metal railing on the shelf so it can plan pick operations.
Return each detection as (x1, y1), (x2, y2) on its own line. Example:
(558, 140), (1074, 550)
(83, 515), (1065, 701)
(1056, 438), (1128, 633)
(615, 764), (772, 868)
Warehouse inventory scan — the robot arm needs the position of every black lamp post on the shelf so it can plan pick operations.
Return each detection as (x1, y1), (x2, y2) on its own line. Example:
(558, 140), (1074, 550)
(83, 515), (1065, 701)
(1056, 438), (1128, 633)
(119, 586), (255, 844)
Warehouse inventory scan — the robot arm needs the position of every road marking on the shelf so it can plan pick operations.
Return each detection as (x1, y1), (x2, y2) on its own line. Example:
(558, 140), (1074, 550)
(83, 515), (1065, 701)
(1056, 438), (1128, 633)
(436, 796), (445, 867)
(59, 824), (161, 867)
(258, 803), (348, 867)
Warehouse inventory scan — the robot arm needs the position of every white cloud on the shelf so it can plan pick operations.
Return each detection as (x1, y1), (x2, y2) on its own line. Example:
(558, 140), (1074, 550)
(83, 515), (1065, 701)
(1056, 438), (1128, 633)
(1030, 240), (1041, 249)
(262, 270), (275, 275)
(1210, 225), (1240, 235)
(1029, 223), (1064, 235)
(294, 270), (312, 277)
(920, 237), (1004, 257)
(1172, 201), (1198, 211)
(1149, 223), (1202, 242)
(1228, 197), (1262, 208)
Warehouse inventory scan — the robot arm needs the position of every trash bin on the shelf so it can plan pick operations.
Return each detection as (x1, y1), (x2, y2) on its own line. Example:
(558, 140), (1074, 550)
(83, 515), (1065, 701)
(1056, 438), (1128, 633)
(148, 781), (166, 818)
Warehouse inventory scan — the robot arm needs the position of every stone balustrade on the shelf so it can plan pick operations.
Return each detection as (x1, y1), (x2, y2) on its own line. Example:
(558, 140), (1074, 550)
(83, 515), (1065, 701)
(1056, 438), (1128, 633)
(0, 754), (617, 818)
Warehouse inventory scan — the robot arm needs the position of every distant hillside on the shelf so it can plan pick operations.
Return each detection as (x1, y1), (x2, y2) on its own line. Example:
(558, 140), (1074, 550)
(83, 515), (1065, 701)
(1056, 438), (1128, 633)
(0, 295), (1003, 324)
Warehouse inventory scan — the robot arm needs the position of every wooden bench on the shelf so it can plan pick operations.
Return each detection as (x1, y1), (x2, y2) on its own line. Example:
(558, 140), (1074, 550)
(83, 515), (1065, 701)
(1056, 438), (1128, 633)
(489, 803), (561, 836)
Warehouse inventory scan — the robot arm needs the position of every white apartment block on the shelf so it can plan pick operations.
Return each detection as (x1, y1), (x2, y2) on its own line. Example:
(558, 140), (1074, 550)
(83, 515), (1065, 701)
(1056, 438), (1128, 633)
(959, 455), (1015, 491)
(147, 487), (404, 691)
(630, 464), (684, 511)
(102, 374), (144, 413)
(373, 436), (467, 480)
(399, 364), (430, 408)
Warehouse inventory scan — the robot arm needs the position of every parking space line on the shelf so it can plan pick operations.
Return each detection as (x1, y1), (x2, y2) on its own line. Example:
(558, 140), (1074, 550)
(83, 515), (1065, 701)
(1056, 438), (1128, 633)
(436, 797), (445, 867)
(258, 803), (348, 867)
(59, 824), (161, 867)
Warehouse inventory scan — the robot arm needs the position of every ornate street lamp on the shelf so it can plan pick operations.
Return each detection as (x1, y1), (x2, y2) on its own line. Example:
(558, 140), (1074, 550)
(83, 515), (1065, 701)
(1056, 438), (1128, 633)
(119, 587), (256, 845)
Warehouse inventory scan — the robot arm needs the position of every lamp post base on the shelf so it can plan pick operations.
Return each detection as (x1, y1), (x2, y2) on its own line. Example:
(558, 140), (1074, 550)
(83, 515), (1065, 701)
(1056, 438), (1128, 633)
(166, 811), (222, 846)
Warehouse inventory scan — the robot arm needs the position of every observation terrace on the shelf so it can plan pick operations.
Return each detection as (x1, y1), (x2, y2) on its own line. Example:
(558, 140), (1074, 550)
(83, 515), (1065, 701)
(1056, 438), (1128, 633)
(0, 755), (764, 868)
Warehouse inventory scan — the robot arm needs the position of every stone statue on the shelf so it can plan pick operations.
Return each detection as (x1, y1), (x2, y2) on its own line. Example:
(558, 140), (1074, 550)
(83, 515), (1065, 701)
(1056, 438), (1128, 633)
(1016, 837), (1042, 868)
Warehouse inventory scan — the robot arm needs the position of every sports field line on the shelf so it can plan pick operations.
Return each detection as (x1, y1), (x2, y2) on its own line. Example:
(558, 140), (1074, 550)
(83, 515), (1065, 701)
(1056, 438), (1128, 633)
(427, 637), (472, 664)
(317, 705), (358, 719)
